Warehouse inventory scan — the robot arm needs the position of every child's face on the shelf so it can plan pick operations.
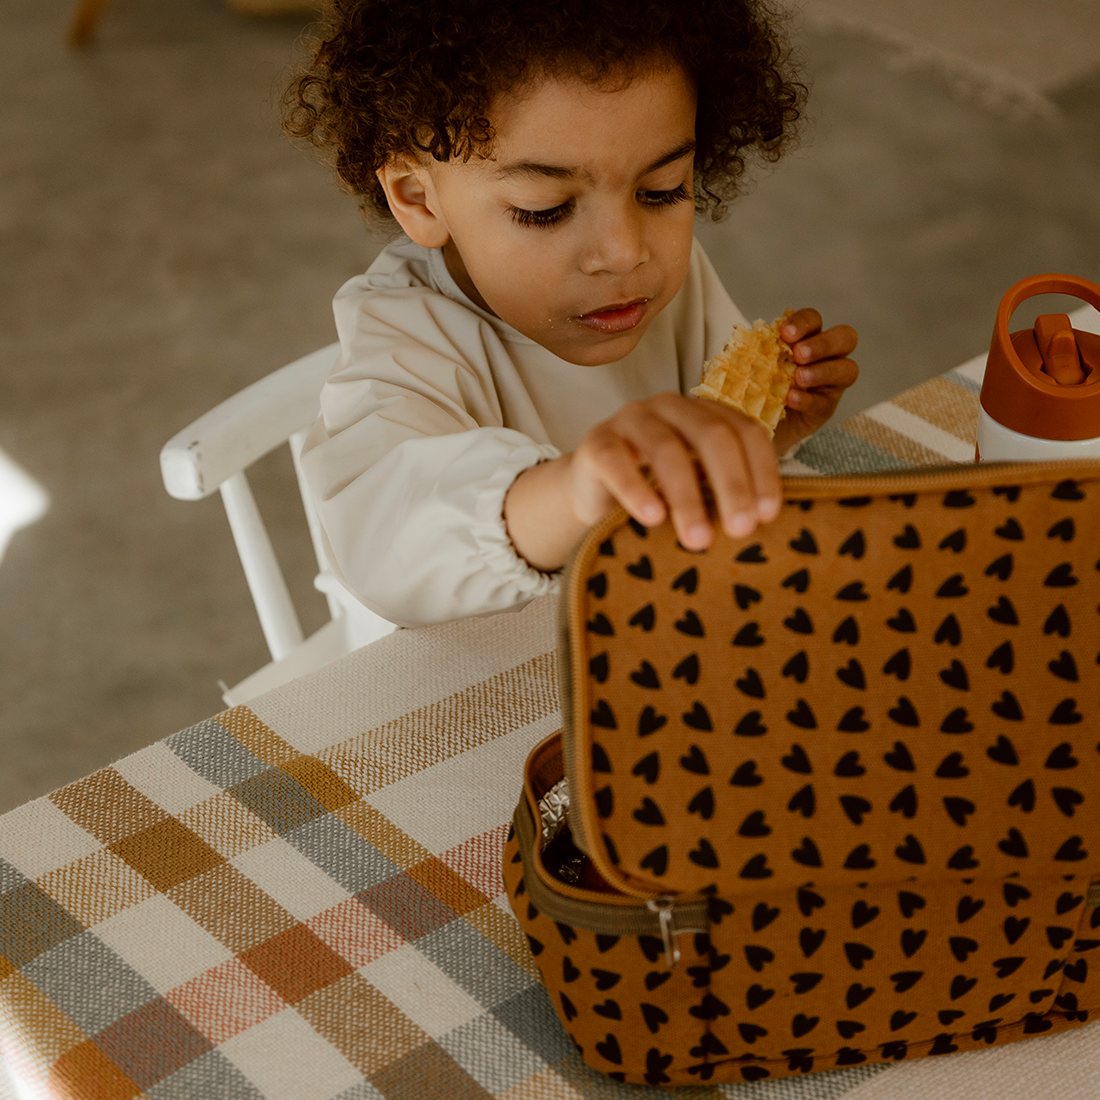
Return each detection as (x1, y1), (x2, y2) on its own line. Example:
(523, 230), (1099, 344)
(392, 63), (697, 366)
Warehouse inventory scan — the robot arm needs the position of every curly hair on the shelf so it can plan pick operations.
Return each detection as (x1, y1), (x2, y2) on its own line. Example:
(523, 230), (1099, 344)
(283, 0), (805, 224)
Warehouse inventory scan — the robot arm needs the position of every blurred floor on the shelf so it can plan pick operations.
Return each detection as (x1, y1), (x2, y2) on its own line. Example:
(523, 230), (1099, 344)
(1, 0), (1098, 813)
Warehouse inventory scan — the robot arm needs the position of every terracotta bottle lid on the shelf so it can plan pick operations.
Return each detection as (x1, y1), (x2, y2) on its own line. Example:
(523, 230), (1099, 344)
(980, 273), (1100, 440)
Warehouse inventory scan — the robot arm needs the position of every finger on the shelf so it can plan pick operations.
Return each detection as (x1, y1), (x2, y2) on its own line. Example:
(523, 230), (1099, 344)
(786, 385), (847, 428)
(574, 428), (666, 528)
(692, 414), (781, 537)
(791, 355), (860, 392)
(779, 307), (823, 345)
(789, 324), (859, 365)
(650, 399), (781, 540)
(626, 416), (716, 550)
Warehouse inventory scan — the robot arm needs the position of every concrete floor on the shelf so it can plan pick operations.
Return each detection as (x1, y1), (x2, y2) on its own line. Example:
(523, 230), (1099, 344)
(1, 0), (1099, 814)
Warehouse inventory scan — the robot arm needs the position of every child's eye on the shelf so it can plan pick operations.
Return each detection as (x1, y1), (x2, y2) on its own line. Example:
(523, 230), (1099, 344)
(508, 200), (574, 229)
(638, 182), (691, 207)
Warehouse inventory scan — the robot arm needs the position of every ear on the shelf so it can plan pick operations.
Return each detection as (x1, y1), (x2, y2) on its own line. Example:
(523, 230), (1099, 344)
(377, 156), (451, 248)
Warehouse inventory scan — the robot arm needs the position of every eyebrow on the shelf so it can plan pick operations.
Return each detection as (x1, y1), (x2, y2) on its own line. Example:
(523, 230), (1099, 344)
(493, 138), (697, 182)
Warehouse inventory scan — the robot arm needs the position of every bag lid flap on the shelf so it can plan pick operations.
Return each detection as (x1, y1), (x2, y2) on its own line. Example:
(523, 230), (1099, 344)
(559, 460), (1100, 899)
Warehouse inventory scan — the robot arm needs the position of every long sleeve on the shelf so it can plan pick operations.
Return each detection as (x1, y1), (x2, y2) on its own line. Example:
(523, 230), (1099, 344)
(301, 237), (749, 627)
(300, 278), (561, 627)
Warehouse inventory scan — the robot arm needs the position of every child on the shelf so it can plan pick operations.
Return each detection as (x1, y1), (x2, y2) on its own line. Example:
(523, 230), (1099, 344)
(283, 0), (859, 627)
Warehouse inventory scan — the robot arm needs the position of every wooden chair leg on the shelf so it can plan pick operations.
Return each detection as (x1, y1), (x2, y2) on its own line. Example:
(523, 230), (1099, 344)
(68, 0), (112, 48)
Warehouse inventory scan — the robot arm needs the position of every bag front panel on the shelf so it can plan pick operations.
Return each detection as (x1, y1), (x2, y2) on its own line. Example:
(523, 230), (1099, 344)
(567, 471), (1100, 898)
(506, 823), (1100, 1085)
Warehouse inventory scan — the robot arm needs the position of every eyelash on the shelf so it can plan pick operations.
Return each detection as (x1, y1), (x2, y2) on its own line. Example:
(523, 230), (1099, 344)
(508, 182), (691, 229)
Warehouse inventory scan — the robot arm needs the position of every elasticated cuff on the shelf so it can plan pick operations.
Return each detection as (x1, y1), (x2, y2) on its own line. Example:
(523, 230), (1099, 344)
(469, 443), (564, 595)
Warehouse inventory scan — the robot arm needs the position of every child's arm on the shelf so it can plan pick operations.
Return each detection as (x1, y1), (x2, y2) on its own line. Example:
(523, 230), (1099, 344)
(504, 308), (859, 573)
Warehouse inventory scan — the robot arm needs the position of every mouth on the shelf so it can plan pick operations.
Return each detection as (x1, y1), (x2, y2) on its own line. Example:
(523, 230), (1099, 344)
(574, 297), (650, 335)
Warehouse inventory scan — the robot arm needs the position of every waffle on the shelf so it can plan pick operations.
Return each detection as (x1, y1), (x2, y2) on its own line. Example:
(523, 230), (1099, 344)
(690, 311), (796, 437)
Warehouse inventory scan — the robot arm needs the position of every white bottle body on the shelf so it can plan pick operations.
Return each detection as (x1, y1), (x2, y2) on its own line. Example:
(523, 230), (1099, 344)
(976, 407), (1100, 461)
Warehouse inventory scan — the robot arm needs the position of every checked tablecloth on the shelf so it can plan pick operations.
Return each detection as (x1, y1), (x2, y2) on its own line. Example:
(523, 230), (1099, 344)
(4, 338), (1100, 1100)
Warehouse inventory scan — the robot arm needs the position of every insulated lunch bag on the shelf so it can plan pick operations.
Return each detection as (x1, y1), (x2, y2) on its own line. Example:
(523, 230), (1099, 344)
(503, 459), (1100, 1086)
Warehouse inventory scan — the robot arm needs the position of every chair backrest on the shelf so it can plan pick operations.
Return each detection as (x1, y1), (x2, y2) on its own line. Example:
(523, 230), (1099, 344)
(160, 343), (393, 704)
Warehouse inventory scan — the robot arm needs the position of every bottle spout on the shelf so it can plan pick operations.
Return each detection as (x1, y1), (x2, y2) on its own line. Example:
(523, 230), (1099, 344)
(1035, 313), (1087, 385)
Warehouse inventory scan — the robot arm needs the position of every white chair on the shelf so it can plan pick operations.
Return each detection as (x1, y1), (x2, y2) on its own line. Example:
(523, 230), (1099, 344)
(160, 343), (394, 706)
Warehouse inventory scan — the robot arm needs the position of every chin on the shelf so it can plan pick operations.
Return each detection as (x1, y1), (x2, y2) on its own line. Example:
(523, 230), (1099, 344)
(553, 331), (648, 367)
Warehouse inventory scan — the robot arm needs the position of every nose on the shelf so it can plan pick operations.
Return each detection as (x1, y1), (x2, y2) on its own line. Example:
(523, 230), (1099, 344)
(580, 204), (649, 276)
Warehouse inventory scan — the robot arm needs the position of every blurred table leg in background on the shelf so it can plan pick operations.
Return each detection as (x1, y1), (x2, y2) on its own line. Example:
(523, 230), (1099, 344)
(68, 0), (317, 48)
(67, 0), (110, 47)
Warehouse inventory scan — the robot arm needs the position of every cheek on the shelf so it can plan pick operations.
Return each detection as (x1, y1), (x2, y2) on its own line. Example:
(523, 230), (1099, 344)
(650, 203), (695, 260)
(671, 207), (697, 254)
(497, 243), (571, 293)
(475, 261), (565, 333)
(659, 227), (694, 291)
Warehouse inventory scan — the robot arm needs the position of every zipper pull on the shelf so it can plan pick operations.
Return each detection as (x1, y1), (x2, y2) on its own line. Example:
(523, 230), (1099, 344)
(646, 896), (683, 969)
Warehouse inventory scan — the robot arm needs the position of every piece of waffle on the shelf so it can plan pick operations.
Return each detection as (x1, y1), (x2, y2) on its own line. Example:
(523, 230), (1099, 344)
(690, 311), (796, 437)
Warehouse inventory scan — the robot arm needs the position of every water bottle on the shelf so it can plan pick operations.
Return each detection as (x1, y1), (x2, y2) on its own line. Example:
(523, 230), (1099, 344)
(976, 273), (1100, 461)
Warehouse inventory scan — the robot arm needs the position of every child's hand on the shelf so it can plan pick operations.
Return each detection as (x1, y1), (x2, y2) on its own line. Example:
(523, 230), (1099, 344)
(567, 393), (782, 552)
(773, 308), (859, 454)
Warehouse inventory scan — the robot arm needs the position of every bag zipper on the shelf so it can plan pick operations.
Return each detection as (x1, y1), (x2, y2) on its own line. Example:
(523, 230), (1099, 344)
(646, 896), (687, 968)
(513, 790), (708, 967)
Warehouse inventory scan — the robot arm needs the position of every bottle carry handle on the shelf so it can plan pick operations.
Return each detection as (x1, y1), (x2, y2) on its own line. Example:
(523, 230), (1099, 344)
(994, 273), (1100, 378)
